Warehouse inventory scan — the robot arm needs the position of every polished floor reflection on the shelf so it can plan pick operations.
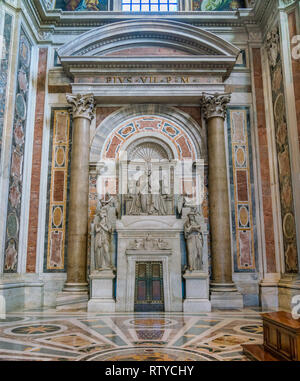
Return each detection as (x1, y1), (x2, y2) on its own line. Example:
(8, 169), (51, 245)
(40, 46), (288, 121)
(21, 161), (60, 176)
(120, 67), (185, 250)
(0, 309), (264, 361)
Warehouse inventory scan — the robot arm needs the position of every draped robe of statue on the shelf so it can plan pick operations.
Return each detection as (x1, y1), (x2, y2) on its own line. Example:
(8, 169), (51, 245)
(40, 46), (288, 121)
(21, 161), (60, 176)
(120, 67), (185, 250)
(129, 166), (151, 215)
(94, 209), (113, 270)
(184, 212), (204, 271)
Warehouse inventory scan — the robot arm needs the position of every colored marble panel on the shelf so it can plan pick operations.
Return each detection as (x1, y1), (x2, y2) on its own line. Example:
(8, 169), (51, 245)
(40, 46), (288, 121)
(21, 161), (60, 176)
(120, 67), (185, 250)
(239, 230), (252, 268)
(176, 136), (192, 158)
(44, 109), (71, 272)
(227, 108), (257, 272)
(3, 28), (32, 273)
(53, 171), (65, 202)
(106, 136), (122, 159)
(49, 231), (63, 268)
(236, 170), (248, 202)
(0, 13), (13, 161)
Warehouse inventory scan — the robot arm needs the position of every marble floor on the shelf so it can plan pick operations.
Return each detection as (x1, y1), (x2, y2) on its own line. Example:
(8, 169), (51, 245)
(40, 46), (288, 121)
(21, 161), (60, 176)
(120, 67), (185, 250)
(0, 309), (265, 361)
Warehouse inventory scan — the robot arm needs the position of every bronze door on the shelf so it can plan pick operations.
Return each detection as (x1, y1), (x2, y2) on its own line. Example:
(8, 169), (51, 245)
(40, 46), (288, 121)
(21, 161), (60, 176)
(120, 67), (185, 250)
(134, 262), (164, 312)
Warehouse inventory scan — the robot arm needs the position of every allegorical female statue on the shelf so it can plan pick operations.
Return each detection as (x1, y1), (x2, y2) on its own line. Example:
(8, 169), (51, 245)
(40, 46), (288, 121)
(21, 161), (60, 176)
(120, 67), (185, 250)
(184, 210), (203, 271)
(94, 208), (113, 270)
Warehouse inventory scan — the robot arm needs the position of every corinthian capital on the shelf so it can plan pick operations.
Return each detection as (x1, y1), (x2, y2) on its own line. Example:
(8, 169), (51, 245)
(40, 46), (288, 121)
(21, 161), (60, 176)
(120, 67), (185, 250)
(200, 93), (231, 120)
(66, 93), (95, 121)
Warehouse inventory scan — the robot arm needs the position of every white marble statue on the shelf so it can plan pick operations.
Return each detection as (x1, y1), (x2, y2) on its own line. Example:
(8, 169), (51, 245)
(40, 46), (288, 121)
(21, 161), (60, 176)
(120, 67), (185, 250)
(94, 207), (113, 271)
(128, 163), (167, 215)
(184, 210), (204, 271)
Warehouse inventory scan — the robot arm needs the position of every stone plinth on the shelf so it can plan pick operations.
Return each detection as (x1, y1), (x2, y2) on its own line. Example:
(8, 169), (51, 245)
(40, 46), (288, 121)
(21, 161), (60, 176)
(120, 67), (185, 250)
(183, 271), (211, 312)
(87, 270), (116, 312)
(210, 290), (243, 309)
(56, 291), (88, 312)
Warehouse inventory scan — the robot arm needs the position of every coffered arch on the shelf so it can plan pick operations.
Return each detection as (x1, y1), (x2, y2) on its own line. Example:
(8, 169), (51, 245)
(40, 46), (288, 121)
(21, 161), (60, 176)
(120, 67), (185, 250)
(90, 104), (206, 163)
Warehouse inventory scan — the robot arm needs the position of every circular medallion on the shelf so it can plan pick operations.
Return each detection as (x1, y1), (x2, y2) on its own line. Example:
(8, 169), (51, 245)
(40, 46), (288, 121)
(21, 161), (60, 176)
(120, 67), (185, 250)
(127, 318), (175, 327)
(236, 324), (263, 335)
(15, 93), (26, 121)
(84, 347), (214, 361)
(55, 147), (65, 167)
(121, 126), (133, 136)
(52, 207), (63, 228)
(235, 147), (246, 167)
(165, 126), (176, 136)
(6, 213), (19, 239)
(9, 324), (64, 336)
(239, 206), (249, 227)
(283, 213), (296, 240)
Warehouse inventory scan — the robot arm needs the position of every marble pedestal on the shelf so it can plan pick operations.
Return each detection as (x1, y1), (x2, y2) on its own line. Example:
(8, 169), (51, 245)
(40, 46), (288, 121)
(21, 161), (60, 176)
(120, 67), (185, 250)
(183, 271), (211, 312)
(87, 270), (116, 312)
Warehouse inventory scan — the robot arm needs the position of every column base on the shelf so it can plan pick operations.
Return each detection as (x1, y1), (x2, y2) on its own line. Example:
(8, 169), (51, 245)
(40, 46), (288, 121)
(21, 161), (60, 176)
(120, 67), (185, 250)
(210, 285), (243, 310)
(62, 282), (88, 293)
(56, 291), (88, 311)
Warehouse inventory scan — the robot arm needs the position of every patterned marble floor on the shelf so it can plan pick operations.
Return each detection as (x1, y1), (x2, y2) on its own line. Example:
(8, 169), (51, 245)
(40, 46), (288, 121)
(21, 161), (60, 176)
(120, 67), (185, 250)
(0, 309), (264, 361)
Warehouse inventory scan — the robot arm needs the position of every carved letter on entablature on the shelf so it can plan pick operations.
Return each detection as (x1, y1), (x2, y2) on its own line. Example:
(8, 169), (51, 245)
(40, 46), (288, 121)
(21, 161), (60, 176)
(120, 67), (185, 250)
(200, 93), (231, 120)
(66, 93), (95, 121)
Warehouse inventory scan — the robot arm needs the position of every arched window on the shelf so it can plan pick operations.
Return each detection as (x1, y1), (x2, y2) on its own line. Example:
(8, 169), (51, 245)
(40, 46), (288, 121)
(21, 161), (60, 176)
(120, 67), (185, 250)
(122, 0), (178, 12)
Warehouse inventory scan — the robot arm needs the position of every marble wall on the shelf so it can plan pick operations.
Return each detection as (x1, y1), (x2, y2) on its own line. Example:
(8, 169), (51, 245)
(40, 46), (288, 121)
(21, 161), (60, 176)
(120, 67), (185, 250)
(227, 107), (258, 273)
(0, 13), (13, 170)
(267, 27), (298, 274)
(252, 47), (277, 274)
(26, 48), (48, 273)
(3, 29), (32, 273)
(44, 109), (72, 272)
(288, 10), (300, 151)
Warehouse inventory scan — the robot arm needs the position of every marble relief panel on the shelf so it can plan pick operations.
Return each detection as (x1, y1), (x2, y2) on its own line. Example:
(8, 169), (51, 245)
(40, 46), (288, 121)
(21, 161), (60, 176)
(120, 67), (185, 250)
(266, 27), (298, 273)
(44, 109), (72, 272)
(227, 107), (257, 272)
(0, 13), (13, 168)
(3, 29), (32, 273)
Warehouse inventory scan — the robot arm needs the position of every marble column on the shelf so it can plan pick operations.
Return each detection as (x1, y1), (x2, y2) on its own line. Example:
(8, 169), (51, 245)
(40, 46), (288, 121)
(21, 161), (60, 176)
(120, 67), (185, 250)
(56, 93), (95, 311)
(201, 93), (243, 309)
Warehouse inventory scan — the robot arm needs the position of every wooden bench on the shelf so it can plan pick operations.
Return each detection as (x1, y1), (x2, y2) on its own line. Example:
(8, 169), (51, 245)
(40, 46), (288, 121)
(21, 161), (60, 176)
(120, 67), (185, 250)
(243, 311), (300, 361)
